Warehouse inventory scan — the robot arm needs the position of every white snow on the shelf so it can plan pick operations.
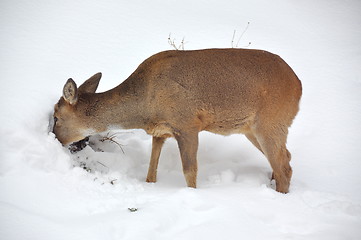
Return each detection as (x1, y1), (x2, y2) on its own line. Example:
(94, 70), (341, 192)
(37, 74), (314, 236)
(1, 0), (361, 239)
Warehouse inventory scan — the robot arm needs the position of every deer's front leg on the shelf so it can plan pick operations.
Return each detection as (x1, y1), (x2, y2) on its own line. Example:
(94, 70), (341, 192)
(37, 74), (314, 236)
(146, 136), (166, 183)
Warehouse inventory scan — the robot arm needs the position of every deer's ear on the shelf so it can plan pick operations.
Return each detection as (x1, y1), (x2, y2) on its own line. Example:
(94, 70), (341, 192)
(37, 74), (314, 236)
(78, 72), (102, 94)
(63, 78), (78, 105)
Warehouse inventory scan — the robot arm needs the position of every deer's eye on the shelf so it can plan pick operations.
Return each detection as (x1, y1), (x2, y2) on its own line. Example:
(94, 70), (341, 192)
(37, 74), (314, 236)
(54, 117), (58, 125)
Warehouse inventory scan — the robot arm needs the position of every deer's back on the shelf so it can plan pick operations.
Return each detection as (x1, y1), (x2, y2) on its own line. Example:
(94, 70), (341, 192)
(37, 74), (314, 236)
(123, 49), (302, 134)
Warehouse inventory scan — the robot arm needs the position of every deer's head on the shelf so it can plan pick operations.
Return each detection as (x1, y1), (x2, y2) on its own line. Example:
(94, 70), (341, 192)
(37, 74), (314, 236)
(52, 73), (102, 145)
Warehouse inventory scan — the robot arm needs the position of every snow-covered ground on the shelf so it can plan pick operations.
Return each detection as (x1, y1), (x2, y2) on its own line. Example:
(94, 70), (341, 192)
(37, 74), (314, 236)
(1, 0), (361, 239)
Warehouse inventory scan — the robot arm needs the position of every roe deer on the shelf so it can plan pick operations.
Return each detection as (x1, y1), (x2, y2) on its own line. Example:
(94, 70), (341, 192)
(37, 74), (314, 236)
(53, 48), (302, 193)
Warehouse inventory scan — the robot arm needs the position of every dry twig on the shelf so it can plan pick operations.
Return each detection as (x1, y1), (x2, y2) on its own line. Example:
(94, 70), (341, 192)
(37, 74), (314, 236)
(99, 132), (125, 153)
(231, 22), (251, 48)
(168, 33), (185, 50)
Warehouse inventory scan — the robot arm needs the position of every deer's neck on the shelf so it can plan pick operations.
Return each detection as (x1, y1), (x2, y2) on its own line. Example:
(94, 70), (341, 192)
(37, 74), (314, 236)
(82, 79), (149, 132)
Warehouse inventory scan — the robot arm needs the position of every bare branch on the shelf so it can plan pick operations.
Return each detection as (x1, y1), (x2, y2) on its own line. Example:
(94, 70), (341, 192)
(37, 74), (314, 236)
(231, 30), (236, 48)
(99, 132), (125, 153)
(236, 22), (250, 48)
(231, 22), (251, 48)
(168, 33), (186, 50)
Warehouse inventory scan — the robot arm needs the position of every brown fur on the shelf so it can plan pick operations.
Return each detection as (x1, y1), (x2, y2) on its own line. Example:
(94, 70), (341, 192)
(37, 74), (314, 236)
(53, 48), (302, 193)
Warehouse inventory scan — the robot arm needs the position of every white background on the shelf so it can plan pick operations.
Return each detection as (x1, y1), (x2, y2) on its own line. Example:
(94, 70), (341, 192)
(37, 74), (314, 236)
(1, 0), (360, 239)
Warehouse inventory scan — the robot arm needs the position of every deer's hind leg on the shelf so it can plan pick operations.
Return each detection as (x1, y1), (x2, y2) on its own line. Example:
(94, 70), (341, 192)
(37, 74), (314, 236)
(252, 125), (292, 193)
(245, 132), (264, 154)
(246, 132), (276, 180)
(175, 130), (199, 188)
